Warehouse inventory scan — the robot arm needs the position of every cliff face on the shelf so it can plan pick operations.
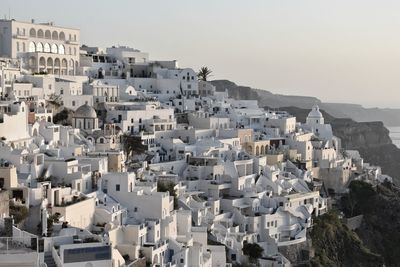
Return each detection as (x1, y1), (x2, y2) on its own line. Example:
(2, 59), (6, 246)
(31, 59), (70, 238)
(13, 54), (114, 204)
(331, 119), (392, 148)
(211, 80), (320, 109)
(322, 103), (400, 126)
(330, 119), (400, 184)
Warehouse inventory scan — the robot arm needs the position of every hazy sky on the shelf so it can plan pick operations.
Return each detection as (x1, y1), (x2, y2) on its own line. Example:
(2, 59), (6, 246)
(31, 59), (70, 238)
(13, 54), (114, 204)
(2, 0), (400, 108)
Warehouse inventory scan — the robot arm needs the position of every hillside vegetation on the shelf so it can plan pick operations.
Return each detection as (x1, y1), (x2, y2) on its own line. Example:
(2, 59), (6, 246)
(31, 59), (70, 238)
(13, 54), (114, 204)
(310, 211), (383, 267)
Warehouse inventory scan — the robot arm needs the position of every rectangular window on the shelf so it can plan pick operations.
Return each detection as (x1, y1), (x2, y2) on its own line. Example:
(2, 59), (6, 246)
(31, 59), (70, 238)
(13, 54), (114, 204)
(116, 184), (120, 191)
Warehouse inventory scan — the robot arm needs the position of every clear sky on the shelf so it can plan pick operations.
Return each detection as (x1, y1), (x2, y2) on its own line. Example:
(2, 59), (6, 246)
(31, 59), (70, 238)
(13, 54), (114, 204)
(2, 0), (400, 108)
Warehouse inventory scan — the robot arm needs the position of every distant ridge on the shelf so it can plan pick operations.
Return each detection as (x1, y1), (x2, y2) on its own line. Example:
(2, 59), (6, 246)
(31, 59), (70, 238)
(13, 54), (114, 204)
(211, 79), (400, 126)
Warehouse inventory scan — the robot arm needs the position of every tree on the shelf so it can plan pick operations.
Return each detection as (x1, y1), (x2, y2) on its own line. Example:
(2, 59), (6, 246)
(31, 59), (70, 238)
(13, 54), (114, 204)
(242, 242), (263, 265)
(342, 180), (377, 217)
(197, 67), (212, 81)
(157, 181), (178, 209)
(9, 202), (29, 224)
(53, 108), (71, 125)
(47, 94), (62, 108)
(121, 134), (147, 160)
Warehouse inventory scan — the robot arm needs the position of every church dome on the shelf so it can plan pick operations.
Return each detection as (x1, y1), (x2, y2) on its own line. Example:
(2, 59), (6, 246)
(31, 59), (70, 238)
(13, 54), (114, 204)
(307, 104), (323, 118)
(74, 103), (97, 118)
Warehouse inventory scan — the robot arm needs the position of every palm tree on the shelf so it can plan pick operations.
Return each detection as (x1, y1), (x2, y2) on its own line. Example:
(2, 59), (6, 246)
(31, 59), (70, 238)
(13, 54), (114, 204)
(197, 67), (212, 81)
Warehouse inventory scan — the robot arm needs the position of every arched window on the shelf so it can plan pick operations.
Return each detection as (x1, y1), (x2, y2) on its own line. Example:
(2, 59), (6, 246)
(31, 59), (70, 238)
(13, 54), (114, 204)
(46, 58), (53, 69)
(52, 31), (58, 40)
(29, 28), (36, 37)
(58, 44), (65, 54)
(44, 43), (50, 53)
(73, 47), (77, 55)
(37, 29), (44, 38)
(59, 32), (65, 40)
(54, 58), (60, 68)
(45, 30), (51, 39)
(22, 43), (26, 52)
(28, 42), (36, 53)
(39, 57), (45, 67)
(51, 43), (58, 53)
(36, 42), (43, 52)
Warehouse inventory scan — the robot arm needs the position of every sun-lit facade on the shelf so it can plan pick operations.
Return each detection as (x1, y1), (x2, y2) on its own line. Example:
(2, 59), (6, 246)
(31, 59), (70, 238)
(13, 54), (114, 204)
(0, 19), (80, 75)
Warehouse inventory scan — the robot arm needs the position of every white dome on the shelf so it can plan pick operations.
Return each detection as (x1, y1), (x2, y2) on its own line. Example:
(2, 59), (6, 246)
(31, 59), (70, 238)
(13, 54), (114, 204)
(307, 105), (323, 119)
(74, 103), (97, 118)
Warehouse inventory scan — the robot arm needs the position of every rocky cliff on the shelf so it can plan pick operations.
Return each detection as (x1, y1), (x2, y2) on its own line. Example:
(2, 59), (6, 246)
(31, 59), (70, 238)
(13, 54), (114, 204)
(341, 181), (400, 267)
(210, 80), (320, 109)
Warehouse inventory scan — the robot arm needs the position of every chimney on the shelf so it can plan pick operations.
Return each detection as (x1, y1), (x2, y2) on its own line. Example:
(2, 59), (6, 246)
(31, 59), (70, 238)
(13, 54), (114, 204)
(31, 19), (35, 24)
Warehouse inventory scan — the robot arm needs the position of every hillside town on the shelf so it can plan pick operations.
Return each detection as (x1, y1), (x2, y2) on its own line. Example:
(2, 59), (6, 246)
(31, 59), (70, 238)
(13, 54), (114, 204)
(0, 19), (392, 267)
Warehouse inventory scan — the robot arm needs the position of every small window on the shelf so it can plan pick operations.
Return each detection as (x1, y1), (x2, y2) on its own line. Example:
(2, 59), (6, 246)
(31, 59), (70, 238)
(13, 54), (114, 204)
(116, 184), (120, 191)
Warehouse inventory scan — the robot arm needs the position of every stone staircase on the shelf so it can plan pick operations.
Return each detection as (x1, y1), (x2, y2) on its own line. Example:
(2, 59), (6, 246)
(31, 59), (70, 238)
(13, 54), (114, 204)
(44, 252), (56, 267)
